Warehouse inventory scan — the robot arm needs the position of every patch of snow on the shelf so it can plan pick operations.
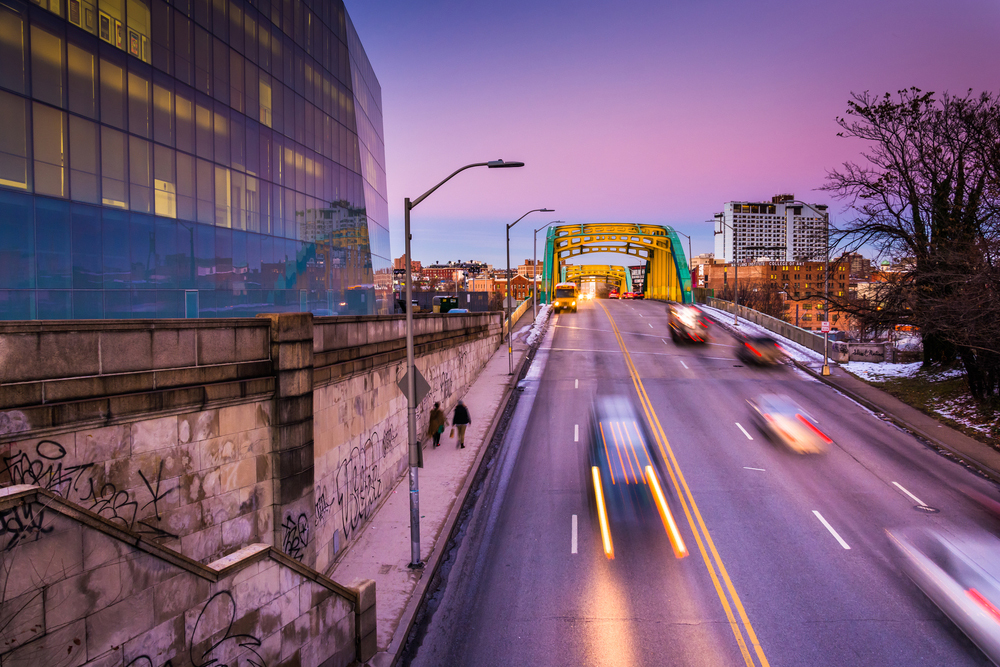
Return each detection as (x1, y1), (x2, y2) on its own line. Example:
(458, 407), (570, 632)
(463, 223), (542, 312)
(522, 305), (553, 347)
(844, 361), (922, 381)
(934, 396), (996, 435)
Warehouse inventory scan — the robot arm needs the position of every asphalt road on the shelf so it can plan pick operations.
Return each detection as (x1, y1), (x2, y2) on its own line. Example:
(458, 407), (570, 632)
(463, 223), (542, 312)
(406, 298), (999, 666)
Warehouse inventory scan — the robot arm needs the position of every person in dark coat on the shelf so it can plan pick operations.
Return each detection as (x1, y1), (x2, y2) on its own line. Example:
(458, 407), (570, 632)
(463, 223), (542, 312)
(452, 400), (471, 448)
(427, 402), (445, 447)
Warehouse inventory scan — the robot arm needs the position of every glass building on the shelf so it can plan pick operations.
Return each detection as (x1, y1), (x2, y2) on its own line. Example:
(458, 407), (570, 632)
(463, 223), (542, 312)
(0, 0), (390, 319)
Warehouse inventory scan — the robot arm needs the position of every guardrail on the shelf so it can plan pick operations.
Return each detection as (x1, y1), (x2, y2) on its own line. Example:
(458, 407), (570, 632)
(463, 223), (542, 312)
(502, 298), (531, 339)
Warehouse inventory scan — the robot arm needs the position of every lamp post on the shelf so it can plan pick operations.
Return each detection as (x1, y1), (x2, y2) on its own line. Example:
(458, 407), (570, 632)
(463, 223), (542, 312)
(783, 199), (832, 376)
(507, 208), (554, 374)
(712, 218), (738, 325)
(403, 159), (523, 568)
(533, 220), (563, 322)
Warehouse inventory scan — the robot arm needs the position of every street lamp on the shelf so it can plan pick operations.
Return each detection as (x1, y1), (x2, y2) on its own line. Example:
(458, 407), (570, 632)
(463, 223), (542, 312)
(674, 230), (693, 275)
(712, 218), (739, 325)
(533, 220), (563, 322)
(507, 208), (554, 374)
(783, 199), (832, 376)
(403, 158), (523, 568)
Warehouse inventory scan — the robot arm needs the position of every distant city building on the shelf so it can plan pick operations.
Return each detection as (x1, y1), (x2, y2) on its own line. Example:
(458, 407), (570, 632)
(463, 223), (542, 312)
(469, 277), (494, 293)
(713, 194), (829, 264)
(394, 256), (423, 273)
(842, 252), (872, 279)
(517, 259), (542, 278)
(701, 258), (856, 331)
(494, 274), (532, 301)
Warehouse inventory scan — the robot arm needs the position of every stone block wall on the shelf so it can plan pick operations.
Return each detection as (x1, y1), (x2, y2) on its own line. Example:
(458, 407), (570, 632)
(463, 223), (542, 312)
(0, 485), (367, 667)
(0, 400), (275, 564)
(294, 312), (502, 573)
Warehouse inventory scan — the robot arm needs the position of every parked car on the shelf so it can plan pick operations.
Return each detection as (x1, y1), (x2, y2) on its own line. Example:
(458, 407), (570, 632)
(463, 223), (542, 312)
(667, 303), (709, 343)
(735, 334), (784, 366)
(746, 393), (832, 454)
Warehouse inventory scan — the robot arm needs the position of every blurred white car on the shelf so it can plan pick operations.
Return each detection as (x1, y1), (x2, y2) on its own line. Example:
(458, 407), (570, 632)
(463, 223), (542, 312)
(746, 394), (832, 454)
(888, 528), (1000, 664)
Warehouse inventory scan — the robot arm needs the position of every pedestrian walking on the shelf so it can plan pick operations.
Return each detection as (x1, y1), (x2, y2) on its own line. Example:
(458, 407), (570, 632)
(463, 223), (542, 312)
(427, 402), (446, 448)
(452, 399), (471, 448)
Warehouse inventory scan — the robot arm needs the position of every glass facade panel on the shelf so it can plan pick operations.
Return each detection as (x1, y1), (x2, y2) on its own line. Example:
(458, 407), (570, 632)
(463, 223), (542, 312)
(0, 4), (27, 94)
(33, 102), (68, 198)
(31, 23), (66, 108)
(68, 39), (98, 118)
(69, 115), (100, 203)
(0, 91), (31, 191)
(0, 0), (388, 319)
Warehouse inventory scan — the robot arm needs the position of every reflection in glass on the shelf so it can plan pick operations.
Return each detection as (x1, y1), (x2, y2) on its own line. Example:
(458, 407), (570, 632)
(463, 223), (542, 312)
(0, 5), (27, 94)
(101, 126), (128, 208)
(100, 51), (127, 129)
(33, 103), (68, 198)
(69, 115), (100, 203)
(68, 41), (98, 118)
(0, 92), (30, 191)
(31, 24), (65, 108)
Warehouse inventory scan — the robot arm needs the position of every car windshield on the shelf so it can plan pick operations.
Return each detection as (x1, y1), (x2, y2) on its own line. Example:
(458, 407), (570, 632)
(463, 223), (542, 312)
(556, 288), (576, 298)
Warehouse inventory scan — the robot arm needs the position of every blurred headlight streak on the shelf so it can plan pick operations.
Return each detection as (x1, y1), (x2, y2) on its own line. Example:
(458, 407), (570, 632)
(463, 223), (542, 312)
(647, 465), (688, 559)
(592, 466), (614, 559)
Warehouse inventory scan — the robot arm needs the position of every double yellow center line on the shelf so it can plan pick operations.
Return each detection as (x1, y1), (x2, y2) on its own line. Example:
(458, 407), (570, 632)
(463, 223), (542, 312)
(598, 300), (770, 667)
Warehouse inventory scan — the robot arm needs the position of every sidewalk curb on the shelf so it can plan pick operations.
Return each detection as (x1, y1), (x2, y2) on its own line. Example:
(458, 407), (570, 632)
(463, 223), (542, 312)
(701, 306), (1000, 484)
(791, 359), (1000, 485)
(368, 326), (542, 667)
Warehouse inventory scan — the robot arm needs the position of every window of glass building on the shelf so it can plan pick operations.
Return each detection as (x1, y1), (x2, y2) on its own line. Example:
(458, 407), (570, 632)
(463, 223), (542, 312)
(31, 23), (66, 108)
(69, 115), (100, 203)
(99, 0), (125, 50)
(100, 49), (127, 128)
(175, 84), (195, 154)
(33, 102), (68, 198)
(0, 91), (31, 191)
(126, 0), (151, 62)
(0, 5), (28, 94)
(128, 65), (151, 138)
(67, 39), (98, 118)
(129, 135), (152, 212)
(101, 126), (128, 208)
(152, 72), (174, 145)
(175, 151), (195, 220)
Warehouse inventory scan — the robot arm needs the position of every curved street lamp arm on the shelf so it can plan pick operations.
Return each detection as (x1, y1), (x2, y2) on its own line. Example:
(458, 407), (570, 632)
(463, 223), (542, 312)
(410, 162), (490, 209)
(508, 208), (554, 231)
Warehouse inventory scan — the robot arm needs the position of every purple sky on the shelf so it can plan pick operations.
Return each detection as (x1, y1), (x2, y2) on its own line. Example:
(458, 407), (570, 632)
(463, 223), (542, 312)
(348, 0), (1000, 269)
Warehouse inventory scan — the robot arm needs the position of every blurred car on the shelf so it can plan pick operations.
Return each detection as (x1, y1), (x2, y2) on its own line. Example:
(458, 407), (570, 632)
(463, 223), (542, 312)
(447, 308), (469, 313)
(579, 293), (593, 300)
(736, 335), (784, 366)
(589, 395), (687, 560)
(667, 302), (710, 343)
(609, 289), (620, 299)
(633, 292), (645, 300)
(746, 393), (832, 454)
(888, 528), (1000, 664)
(621, 292), (635, 299)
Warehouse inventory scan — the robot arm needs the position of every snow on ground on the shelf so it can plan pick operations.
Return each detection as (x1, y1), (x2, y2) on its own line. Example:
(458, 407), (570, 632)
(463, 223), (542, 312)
(698, 305), (825, 365)
(515, 304), (552, 347)
(843, 361), (922, 381)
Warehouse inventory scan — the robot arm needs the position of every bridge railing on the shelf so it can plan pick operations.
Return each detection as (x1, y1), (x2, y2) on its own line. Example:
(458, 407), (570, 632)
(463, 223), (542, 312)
(502, 298), (532, 339)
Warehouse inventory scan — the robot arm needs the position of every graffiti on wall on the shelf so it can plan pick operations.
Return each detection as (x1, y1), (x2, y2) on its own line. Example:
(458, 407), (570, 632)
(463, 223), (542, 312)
(281, 512), (310, 560)
(1, 440), (178, 543)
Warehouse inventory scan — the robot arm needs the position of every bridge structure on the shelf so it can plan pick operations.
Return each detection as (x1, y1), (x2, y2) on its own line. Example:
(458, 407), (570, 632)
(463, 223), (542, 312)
(561, 264), (632, 292)
(541, 223), (692, 304)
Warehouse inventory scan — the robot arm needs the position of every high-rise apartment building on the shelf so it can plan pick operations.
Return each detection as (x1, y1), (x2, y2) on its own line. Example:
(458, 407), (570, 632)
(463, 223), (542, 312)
(713, 194), (828, 264)
(0, 0), (389, 318)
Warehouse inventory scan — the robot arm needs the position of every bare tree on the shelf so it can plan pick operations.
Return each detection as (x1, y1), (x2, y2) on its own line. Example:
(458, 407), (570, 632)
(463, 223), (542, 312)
(717, 279), (785, 319)
(823, 88), (1000, 401)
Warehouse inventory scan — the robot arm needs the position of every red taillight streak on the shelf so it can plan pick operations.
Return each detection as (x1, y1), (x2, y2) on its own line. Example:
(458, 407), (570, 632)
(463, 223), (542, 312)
(745, 342), (762, 357)
(967, 588), (1000, 623)
(796, 414), (832, 444)
(774, 343), (784, 352)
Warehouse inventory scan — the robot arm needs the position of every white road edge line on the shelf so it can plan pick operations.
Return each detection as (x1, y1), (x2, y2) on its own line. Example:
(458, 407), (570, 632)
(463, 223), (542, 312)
(736, 422), (754, 440)
(680, 360), (688, 369)
(574, 424), (579, 442)
(648, 323), (654, 328)
(813, 510), (851, 549)
(571, 514), (578, 554)
(892, 481), (927, 506)
(743, 467), (766, 471)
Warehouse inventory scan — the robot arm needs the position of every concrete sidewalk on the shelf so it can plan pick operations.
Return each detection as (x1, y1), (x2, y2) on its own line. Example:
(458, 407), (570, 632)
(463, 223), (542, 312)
(330, 317), (539, 666)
